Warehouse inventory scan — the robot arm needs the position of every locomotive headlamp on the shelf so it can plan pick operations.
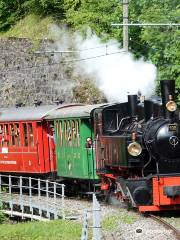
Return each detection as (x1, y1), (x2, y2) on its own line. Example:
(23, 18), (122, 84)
(127, 142), (142, 157)
(166, 95), (177, 112)
(166, 101), (177, 112)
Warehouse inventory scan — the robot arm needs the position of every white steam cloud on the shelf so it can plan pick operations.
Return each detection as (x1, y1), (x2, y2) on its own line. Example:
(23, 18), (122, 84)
(75, 34), (157, 102)
(49, 25), (157, 103)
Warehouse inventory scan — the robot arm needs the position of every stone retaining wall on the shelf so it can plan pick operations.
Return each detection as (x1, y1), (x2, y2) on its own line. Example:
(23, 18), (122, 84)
(0, 38), (76, 107)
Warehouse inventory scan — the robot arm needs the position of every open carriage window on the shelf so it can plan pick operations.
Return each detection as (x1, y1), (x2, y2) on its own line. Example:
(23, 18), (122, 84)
(76, 120), (80, 147)
(103, 110), (119, 132)
(28, 123), (34, 147)
(22, 123), (34, 147)
(10, 124), (15, 146)
(23, 123), (28, 146)
(9, 123), (20, 147)
(62, 119), (80, 147)
(3, 124), (9, 147)
(14, 123), (20, 146)
(67, 120), (72, 146)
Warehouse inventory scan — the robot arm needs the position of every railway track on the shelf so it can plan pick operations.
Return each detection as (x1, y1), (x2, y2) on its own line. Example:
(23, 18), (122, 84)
(149, 214), (180, 240)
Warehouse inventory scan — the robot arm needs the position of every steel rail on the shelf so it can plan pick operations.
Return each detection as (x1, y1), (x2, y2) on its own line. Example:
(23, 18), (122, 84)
(149, 214), (180, 240)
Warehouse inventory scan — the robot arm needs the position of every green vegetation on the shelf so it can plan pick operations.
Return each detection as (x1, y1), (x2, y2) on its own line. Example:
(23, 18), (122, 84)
(0, 0), (179, 93)
(102, 215), (119, 230)
(0, 211), (6, 224)
(102, 211), (138, 231)
(0, 14), (54, 40)
(0, 219), (81, 240)
(120, 214), (138, 224)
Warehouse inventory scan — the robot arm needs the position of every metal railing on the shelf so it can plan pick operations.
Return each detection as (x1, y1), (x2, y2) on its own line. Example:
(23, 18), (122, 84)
(0, 174), (65, 221)
(81, 194), (102, 240)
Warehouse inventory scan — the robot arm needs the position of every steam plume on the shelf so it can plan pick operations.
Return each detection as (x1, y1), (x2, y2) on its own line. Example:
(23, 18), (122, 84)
(49, 26), (157, 102)
(75, 34), (157, 102)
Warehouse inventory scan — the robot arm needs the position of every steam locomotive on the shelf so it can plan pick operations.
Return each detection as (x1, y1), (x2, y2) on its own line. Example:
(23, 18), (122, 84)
(0, 80), (179, 212)
(95, 80), (180, 211)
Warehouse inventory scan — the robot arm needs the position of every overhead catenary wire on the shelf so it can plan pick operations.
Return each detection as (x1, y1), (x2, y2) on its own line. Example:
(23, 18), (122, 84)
(0, 50), (127, 74)
(112, 23), (180, 26)
(35, 42), (121, 54)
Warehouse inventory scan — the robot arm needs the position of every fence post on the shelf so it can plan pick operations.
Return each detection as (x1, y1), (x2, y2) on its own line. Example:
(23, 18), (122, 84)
(81, 210), (88, 240)
(62, 184), (65, 220)
(29, 177), (33, 220)
(53, 182), (57, 220)
(38, 178), (42, 219)
(92, 194), (102, 240)
(46, 180), (50, 219)
(9, 175), (13, 216)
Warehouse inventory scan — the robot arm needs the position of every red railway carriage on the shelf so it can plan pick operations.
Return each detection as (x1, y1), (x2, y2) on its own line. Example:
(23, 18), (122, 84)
(0, 105), (59, 176)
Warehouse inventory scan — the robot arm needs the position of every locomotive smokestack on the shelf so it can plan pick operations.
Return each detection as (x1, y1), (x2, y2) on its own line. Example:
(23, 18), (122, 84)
(128, 95), (138, 116)
(144, 100), (153, 122)
(160, 80), (175, 119)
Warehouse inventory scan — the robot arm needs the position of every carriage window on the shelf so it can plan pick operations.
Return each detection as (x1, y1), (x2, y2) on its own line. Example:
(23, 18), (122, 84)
(67, 120), (72, 146)
(0, 124), (10, 147)
(14, 123), (20, 146)
(103, 110), (119, 131)
(59, 121), (63, 146)
(61, 120), (80, 147)
(4, 124), (9, 135)
(10, 124), (15, 146)
(0, 125), (3, 147)
(28, 123), (34, 147)
(72, 120), (75, 146)
(23, 123), (28, 146)
(64, 121), (67, 145)
(3, 124), (9, 147)
(76, 121), (80, 147)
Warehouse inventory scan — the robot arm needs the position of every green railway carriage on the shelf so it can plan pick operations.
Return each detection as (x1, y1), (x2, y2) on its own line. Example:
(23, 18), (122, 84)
(45, 104), (105, 181)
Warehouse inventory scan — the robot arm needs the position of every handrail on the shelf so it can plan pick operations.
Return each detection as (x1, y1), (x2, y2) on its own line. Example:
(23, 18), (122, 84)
(0, 174), (65, 220)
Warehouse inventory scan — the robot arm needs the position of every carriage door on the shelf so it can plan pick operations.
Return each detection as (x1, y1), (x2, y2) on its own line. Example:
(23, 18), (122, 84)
(83, 119), (95, 179)
(47, 122), (56, 172)
(22, 122), (38, 172)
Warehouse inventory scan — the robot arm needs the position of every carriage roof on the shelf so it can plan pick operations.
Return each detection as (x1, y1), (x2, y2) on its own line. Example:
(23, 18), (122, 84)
(0, 104), (82, 122)
(44, 104), (107, 119)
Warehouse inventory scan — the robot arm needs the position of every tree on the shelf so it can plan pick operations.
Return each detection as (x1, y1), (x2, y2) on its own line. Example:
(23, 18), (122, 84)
(64, 0), (180, 96)
(64, 0), (122, 41)
(0, 0), (27, 30)
(138, 1), (180, 98)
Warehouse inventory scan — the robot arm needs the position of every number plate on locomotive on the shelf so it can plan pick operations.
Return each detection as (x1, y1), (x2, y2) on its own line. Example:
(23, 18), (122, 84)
(168, 123), (177, 132)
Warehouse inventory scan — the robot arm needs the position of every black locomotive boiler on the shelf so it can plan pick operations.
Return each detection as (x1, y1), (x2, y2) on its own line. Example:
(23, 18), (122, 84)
(94, 80), (180, 211)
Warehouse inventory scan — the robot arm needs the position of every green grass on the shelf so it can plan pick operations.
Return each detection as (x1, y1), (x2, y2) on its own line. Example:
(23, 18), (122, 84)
(0, 14), (55, 40)
(102, 215), (119, 230)
(0, 220), (81, 240)
(120, 214), (138, 224)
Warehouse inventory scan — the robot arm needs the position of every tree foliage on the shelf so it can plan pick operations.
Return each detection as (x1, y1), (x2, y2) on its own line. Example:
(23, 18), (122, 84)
(64, 0), (180, 95)
(0, 0), (64, 31)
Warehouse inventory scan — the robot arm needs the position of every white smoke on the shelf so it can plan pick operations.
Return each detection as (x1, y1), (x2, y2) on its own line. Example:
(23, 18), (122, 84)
(48, 25), (157, 103)
(75, 34), (157, 102)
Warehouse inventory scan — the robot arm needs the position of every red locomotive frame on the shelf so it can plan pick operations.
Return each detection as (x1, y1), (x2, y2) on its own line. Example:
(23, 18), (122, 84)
(139, 176), (180, 212)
